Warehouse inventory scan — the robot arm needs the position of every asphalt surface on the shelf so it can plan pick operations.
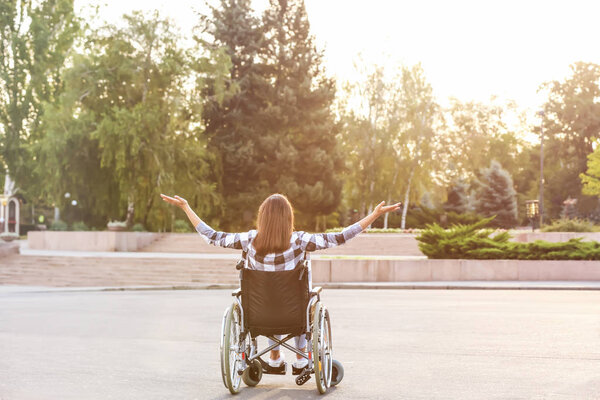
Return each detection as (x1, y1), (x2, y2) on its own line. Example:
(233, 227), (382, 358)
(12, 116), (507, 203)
(1, 288), (600, 399)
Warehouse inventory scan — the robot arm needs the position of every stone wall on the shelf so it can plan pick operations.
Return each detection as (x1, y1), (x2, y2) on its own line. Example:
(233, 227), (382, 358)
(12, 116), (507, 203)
(27, 231), (161, 252)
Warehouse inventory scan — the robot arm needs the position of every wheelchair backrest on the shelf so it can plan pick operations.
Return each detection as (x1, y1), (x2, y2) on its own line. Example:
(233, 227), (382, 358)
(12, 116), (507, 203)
(240, 264), (310, 337)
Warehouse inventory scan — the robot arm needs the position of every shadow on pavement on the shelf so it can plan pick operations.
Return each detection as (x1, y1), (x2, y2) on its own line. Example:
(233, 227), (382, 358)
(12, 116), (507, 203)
(210, 385), (339, 399)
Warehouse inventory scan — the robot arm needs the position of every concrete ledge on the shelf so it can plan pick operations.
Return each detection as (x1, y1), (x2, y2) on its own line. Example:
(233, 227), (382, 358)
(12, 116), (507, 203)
(312, 259), (600, 282)
(27, 231), (162, 252)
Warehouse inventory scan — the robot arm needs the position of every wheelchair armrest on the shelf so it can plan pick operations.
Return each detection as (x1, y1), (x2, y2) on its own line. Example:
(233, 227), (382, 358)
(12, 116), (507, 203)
(232, 288), (242, 297)
(310, 286), (322, 297)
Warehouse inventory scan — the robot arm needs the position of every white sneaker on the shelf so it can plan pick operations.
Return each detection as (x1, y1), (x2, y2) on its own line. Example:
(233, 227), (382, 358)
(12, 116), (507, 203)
(292, 357), (308, 369)
(268, 353), (285, 368)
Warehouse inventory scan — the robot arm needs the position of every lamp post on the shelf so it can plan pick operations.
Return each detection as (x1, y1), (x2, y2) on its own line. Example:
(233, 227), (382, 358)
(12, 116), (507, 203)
(526, 200), (540, 232)
(537, 111), (545, 228)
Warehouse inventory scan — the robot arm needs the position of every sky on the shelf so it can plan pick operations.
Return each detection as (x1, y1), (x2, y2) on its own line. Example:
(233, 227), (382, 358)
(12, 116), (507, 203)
(76, 0), (600, 115)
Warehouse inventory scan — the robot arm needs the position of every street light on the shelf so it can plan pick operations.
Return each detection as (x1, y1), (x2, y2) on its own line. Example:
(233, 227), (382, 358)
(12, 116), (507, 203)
(526, 200), (539, 232)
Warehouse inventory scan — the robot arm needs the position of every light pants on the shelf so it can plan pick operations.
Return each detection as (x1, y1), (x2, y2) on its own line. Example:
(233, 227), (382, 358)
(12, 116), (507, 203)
(268, 334), (307, 352)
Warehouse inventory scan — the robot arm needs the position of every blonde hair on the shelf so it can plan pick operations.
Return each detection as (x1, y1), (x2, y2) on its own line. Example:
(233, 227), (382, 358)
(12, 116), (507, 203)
(253, 194), (294, 256)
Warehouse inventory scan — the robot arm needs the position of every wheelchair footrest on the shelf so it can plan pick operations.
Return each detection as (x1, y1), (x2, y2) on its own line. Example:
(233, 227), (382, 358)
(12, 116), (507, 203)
(258, 357), (287, 375)
(295, 369), (312, 386)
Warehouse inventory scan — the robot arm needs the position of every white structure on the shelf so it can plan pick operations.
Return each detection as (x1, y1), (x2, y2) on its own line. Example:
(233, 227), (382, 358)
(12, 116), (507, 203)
(1, 174), (19, 236)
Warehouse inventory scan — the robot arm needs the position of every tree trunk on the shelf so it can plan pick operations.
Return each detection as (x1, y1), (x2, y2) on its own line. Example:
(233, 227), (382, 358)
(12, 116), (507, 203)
(384, 168), (400, 229)
(401, 167), (416, 230)
(143, 190), (154, 229)
(126, 189), (135, 228)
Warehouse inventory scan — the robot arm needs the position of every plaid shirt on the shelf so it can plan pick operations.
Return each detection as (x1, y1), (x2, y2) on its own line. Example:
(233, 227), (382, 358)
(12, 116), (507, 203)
(195, 221), (363, 271)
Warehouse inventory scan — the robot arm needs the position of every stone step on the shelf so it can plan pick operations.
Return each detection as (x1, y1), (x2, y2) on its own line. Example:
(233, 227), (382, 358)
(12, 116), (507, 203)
(140, 232), (424, 256)
(0, 254), (240, 287)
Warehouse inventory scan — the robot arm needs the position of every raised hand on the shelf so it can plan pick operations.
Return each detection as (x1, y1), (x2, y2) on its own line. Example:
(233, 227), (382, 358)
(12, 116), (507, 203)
(160, 194), (189, 209)
(373, 201), (402, 216)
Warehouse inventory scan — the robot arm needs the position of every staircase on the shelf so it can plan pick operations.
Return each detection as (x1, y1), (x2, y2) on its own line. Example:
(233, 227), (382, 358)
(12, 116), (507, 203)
(0, 254), (239, 288)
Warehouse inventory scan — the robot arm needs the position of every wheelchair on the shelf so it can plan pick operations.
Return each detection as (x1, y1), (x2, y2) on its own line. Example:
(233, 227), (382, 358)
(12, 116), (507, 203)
(219, 258), (344, 394)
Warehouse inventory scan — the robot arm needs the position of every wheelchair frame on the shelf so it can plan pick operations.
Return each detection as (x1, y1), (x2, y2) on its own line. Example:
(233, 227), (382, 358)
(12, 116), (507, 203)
(219, 260), (340, 394)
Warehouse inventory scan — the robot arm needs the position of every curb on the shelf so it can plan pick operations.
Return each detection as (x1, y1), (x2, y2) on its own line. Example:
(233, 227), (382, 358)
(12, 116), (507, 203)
(4, 281), (600, 293)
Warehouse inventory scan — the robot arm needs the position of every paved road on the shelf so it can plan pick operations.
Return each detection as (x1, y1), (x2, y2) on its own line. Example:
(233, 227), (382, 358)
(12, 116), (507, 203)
(1, 288), (600, 399)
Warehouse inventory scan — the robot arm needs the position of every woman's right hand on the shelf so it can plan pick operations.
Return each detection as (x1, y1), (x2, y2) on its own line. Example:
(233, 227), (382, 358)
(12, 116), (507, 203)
(160, 194), (189, 209)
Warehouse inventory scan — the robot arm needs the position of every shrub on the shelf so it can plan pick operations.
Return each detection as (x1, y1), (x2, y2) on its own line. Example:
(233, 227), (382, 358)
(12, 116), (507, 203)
(416, 217), (600, 260)
(71, 221), (89, 231)
(50, 220), (68, 231)
(541, 218), (600, 233)
(174, 219), (192, 233)
(132, 223), (146, 232)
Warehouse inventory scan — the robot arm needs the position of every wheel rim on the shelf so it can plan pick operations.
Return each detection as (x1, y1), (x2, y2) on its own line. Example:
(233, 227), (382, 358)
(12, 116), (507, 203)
(323, 310), (333, 387)
(222, 303), (243, 393)
(313, 303), (328, 393)
(228, 307), (242, 389)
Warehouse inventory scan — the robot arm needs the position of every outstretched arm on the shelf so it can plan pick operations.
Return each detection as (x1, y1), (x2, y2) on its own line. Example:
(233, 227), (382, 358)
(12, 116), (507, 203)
(300, 201), (402, 252)
(160, 194), (249, 249)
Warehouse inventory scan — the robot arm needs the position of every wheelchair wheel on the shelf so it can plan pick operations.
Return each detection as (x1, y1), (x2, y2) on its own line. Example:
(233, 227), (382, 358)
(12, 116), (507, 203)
(242, 359), (262, 387)
(330, 359), (344, 386)
(221, 302), (243, 394)
(312, 302), (333, 394)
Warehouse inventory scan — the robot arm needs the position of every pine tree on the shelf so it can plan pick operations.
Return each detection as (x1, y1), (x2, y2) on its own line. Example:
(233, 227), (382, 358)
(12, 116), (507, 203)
(473, 161), (518, 228)
(199, 0), (273, 230)
(262, 0), (343, 229)
(444, 179), (470, 214)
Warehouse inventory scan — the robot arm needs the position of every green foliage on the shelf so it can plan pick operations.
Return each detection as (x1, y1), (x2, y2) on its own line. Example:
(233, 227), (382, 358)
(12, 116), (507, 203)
(444, 180), (470, 214)
(541, 218), (600, 232)
(174, 219), (192, 233)
(132, 223), (146, 232)
(71, 221), (89, 231)
(200, 0), (342, 230)
(416, 218), (600, 260)
(37, 11), (225, 231)
(473, 160), (518, 228)
(405, 206), (483, 229)
(581, 141), (600, 198)
(0, 0), (79, 201)
(543, 62), (600, 218)
(50, 220), (68, 231)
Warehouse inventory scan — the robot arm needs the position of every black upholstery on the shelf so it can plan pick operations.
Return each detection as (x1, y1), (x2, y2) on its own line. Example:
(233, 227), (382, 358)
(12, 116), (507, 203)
(240, 265), (310, 337)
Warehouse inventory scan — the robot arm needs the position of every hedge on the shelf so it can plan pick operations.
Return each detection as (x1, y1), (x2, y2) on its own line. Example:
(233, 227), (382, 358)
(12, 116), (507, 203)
(416, 217), (600, 260)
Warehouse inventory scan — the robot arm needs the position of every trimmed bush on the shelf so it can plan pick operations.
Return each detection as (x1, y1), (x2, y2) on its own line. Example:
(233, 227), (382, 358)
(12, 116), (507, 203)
(174, 219), (192, 233)
(71, 221), (89, 231)
(541, 218), (600, 233)
(416, 217), (600, 260)
(132, 223), (146, 232)
(50, 220), (68, 231)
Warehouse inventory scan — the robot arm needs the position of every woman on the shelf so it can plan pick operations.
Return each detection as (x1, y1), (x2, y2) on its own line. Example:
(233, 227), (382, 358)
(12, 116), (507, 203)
(160, 193), (400, 372)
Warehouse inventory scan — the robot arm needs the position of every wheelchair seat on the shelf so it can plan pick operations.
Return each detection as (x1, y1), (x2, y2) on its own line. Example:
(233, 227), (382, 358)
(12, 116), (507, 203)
(240, 264), (309, 337)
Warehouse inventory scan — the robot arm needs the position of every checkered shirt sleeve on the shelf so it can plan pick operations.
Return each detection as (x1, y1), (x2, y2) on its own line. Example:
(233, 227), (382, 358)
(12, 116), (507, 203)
(299, 222), (363, 252)
(195, 220), (253, 250)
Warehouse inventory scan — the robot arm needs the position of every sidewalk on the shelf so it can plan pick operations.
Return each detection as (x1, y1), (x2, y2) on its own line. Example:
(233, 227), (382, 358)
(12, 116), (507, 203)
(2, 281), (600, 293)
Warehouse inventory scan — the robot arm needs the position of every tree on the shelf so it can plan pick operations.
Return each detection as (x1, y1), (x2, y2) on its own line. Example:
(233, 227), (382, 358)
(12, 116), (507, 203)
(0, 0), (79, 197)
(200, 0), (342, 230)
(393, 64), (438, 229)
(580, 143), (600, 198)
(542, 62), (600, 218)
(198, 0), (273, 230)
(444, 179), (470, 214)
(37, 11), (226, 230)
(473, 160), (518, 228)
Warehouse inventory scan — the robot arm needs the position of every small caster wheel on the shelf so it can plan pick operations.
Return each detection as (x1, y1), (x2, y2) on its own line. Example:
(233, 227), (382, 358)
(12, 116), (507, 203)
(242, 360), (262, 387)
(330, 360), (344, 386)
